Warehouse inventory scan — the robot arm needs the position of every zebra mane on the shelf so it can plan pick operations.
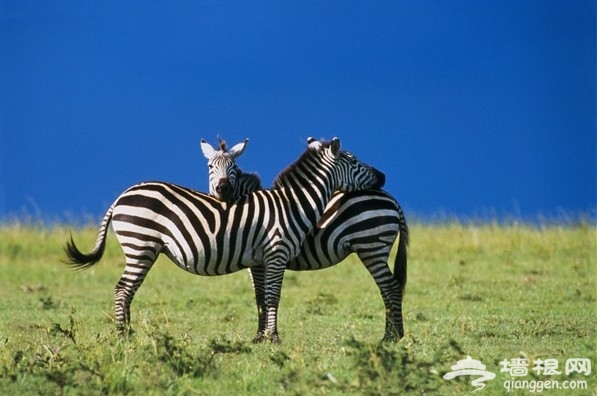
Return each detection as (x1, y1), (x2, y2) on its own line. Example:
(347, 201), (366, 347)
(236, 168), (263, 191)
(218, 139), (227, 151)
(273, 139), (332, 189)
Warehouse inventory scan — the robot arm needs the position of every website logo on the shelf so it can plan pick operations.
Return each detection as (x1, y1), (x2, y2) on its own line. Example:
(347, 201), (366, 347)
(443, 356), (496, 392)
(444, 355), (591, 393)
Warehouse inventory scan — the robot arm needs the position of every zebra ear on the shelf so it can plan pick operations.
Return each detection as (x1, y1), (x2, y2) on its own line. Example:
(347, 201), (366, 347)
(307, 137), (322, 150)
(330, 137), (341, 156)
(229, 138), (249, 159)
(200, 139), (216, 160)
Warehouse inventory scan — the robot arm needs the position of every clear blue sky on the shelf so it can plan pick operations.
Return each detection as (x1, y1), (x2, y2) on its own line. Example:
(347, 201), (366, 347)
(1, 0), (595, 222)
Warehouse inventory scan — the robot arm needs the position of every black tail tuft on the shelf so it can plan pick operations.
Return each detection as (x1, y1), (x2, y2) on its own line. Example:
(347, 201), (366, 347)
(64, 204), (113, 270)
(63, 233), (104, 270)
(393, 205), (409, 291)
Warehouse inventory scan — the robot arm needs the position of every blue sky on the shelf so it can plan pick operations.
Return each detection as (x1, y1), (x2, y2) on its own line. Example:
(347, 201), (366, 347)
(1, 0), (595, 222)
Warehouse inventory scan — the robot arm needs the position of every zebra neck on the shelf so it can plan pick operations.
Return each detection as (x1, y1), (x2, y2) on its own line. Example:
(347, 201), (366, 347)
(275, 174), (332, 229)
(273, 155), (336, 228)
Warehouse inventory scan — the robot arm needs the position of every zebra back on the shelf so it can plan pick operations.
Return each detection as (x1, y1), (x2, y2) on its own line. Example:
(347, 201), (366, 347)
(70, 137), (384, 274)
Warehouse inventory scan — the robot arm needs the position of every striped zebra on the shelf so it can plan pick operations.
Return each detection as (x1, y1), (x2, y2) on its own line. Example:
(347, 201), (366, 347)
(200, 138), (261, 202)
(65, 138), (384, 343)
(201, 139), (409, 341)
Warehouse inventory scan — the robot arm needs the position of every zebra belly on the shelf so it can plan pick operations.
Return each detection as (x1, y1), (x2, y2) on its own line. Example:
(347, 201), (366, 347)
(287, 197), (400, 271)
(112, 205), (259, 276)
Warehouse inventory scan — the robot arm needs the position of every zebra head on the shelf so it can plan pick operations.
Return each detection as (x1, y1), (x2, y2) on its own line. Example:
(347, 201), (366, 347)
(275, 137), (385, 193)
(310, 137), (385, 191)
(200, 138), (248, 201)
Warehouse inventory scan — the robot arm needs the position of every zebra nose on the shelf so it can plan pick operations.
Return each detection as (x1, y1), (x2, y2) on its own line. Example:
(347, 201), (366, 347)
(216, 178), (233, 199)
(372, 168), (385, 189)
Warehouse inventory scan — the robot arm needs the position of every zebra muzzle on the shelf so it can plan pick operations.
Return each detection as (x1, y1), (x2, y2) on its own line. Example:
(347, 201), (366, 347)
(370, 168), (386, 189)
(215, 178), (233, 201)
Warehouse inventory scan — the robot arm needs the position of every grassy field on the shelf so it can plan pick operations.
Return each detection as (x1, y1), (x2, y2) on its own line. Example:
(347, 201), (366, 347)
(0, 222), (595, 395)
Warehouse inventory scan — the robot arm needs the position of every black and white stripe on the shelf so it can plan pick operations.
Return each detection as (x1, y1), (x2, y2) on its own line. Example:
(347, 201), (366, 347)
(65, 138), (384, 342)
(202, 139), (409, 341)
(200, 138), (262, 202)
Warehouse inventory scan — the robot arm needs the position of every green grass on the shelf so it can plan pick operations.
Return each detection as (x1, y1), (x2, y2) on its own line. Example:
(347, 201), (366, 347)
(0, 223), (595, 395)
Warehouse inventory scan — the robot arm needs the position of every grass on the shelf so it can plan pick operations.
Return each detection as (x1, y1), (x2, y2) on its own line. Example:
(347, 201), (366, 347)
(0, 222), (595, 395)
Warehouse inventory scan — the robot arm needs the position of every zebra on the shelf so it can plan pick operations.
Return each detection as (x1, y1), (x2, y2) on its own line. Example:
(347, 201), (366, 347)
(64, 137), (385, 343)
(200, 138), (261, 202)
(201, 138), (409, 342)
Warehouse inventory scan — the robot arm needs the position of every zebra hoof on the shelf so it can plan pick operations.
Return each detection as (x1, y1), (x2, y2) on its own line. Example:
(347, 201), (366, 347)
(382, 322), (404, 343)
(117, 325), (134, 338)
(381, 335), (400, 343)
(252, 333), (266, 343)
(252, 332), (281, 344)
(269, 333), (281, 344)
(381, 330), (403, 343)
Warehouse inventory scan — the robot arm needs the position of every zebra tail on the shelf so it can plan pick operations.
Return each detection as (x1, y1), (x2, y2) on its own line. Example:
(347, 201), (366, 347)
(393, 205), (409, 291)
(64, 204), (114, 270)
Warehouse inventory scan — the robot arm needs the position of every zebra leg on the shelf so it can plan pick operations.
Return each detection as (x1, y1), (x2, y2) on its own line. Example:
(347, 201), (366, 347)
(360, 256), (404, 342)
(247, 267), (268, 343)
(381, 283), (404, 342)
(113, 258), (154, 335)
(262, 263), (286, 343)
